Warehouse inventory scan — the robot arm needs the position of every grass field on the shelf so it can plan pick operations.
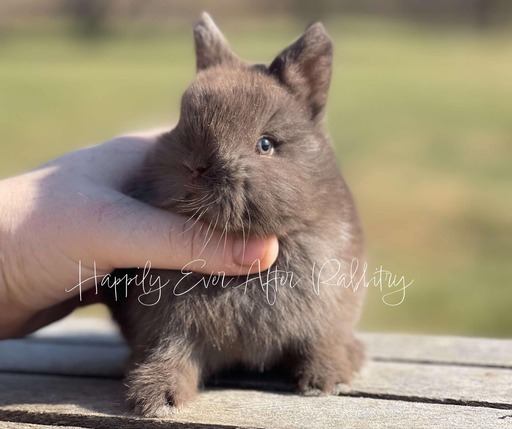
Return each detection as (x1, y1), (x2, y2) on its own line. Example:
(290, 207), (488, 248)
(1, 16), (510, 336)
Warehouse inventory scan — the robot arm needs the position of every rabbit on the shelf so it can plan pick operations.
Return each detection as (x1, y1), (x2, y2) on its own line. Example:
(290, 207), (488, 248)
(105, 12), (366, 417)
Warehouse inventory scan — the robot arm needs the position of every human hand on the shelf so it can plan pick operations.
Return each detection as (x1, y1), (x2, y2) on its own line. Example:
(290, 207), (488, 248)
(0, 130), (279, 339)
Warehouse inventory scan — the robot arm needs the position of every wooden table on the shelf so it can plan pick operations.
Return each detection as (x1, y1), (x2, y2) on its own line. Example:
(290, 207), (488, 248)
(0, 317), (510, 428)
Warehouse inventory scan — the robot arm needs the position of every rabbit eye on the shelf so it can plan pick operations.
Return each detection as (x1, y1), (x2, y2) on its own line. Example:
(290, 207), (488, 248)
(256, 138), (274, 155)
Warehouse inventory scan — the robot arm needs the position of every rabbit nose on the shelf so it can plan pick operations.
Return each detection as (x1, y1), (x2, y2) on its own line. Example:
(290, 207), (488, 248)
(194, 165), (209, 176)
(184, 162), (211, 178)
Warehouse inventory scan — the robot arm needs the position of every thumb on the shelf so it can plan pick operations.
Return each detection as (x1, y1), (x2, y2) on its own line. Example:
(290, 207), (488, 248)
(90, 197), (279, 276)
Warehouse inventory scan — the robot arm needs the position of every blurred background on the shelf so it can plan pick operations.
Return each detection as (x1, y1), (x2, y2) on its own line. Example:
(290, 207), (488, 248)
(1, 0), (510, 337)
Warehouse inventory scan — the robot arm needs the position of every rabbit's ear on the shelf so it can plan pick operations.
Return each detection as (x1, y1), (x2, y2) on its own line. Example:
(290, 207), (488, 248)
(269, 23), (333, 122)
(194, 12), (241, 72)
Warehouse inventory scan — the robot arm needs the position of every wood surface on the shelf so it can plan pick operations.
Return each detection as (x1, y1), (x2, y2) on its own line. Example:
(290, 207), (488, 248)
(0, 317), (510, 428)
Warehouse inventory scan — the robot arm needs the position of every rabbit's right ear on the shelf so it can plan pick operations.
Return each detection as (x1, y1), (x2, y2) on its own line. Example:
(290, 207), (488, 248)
(269, 23), (333, 122)
(194, 13), (242, 72)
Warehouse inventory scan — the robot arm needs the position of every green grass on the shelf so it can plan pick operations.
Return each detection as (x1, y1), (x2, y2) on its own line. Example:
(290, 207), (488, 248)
(1, 16), (511, 337)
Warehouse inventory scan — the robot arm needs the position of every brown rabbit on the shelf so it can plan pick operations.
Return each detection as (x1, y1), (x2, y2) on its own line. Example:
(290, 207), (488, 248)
(105, 12), (366, 417)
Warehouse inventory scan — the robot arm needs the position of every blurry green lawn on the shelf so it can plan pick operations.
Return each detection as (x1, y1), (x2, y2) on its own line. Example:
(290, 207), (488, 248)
(1, 17), (510, 337)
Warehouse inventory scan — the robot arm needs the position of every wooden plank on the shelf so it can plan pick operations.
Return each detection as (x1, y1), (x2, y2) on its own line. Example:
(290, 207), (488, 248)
(209, 360), (512, 408)
(362, 333), (512, 368)
(3, 317), (510, 374)
(31, 318), (512, 368)
(1, 318), (512, 406)
(2, 317), (512, 428)
(352, 361), (512, 406)
(1, 373), (511, 429)
(0, 422), (86, 429)
(2, 342), (511, 407)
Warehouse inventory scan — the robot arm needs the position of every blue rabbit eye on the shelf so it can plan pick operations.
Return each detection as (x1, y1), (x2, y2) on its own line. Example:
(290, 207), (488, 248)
(256, 138), (274, 155)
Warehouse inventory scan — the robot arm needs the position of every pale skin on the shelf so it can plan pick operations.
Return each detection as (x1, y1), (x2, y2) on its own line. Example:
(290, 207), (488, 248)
(0, 130), (279, 339)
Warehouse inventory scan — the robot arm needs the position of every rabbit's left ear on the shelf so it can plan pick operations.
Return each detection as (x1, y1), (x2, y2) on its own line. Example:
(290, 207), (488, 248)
(269, 23), (333, 122)
(194, 12), (242, 72)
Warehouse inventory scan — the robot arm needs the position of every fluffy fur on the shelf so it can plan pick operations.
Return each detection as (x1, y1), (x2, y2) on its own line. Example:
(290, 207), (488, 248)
(105, 13), (366, 417)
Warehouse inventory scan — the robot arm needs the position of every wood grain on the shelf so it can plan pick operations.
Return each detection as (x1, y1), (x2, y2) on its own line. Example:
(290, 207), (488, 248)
(1, 316), (511, 428)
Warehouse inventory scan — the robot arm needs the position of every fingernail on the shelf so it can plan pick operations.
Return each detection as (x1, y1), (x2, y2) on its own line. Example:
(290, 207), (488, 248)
(233, 237), (266, 266)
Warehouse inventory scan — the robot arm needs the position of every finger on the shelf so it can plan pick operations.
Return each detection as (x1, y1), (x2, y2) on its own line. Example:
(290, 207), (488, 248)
(44, 132), (170, 191)
(89, 197), (279, 276)
(76, 136), (160, 190)
(89, 128), (174, 187)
